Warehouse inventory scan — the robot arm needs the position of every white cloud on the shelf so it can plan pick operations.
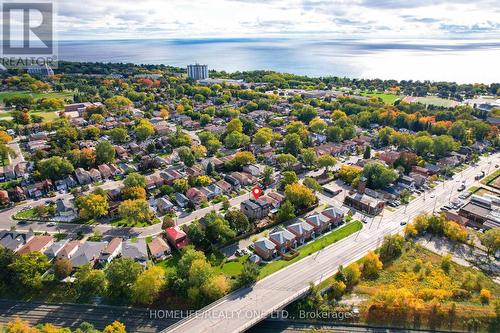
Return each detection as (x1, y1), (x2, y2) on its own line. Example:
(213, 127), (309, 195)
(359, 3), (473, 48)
(46, 0), (500, 39)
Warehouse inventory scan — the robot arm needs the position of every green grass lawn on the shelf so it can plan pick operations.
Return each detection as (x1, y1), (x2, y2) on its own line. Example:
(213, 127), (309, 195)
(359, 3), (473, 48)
(14, 208), (37, 219)
(110, 216), (161, 228)
(480, 168), (500, 186)
(0, 91), (74, 103)
(258, 220), (363, 279)
(412, 96), (458, 108)
(216, 255), (249, 278)
(361, 92), (401, 105)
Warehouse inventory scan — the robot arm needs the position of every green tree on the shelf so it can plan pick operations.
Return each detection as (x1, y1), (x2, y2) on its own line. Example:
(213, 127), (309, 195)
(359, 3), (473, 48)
(135, 119), (155, 141)
(178, 147), (195, 167)
(105, 257), (142, 301)
(378, 235), (405, 263)
(413, 135), (434, 157)
(317, 155), (336, 172)
(225, 210), (250, 233)
(53, 258), (72, 280)
(433, 135), (456, 158)
(254, 127), (274, 146)
(480, 228), (500, 257)
(224, 131), (250, 149)
(74, 265), (107, 300)
(262, 166), (274, 186)
(284, 133), (303, 156)
(123, 172), (146, 188)
(280, 171), (298, 189)
(95, 141), (116, 165)
(9, 252), (50, 290)
(363, 146), (371, 159)
(300, 148), (317, 167)
(237, 262), (260, 286)
(38, 157), (74, 180)
(131, 266), (166, 305)
(226, 118), (243, 133)
(76, 193), (109, 219)
(276, 200), (296, 223)
(204, 212), (235, 244)
(362, 162), (398, 189)
(118, 199), (152, 225)
(284, 183), (316, 210)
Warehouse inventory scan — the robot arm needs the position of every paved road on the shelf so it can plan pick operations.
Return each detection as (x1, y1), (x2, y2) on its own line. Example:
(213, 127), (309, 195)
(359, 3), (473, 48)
(162, 153), (500, 333)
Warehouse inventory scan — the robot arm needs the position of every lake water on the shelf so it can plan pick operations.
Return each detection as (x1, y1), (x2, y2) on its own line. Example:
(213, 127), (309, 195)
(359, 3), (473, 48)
(57, 38), (500, 84)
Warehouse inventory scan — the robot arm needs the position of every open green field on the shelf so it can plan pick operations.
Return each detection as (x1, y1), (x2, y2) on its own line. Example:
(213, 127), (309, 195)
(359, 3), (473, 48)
(258, 220), (363, 278)
(0, 91), (74, 103)
(413, 96), (459, 108)
(362, 92), (401, 105)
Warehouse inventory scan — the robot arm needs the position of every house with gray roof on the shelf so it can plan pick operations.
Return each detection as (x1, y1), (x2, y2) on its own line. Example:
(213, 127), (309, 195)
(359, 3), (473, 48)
(306, 213), (331, 235)
(253, 238), (276, 261)
(70, 241), (107, 268)
(287, 221), (315, 245)
(0, 230), (34, 252)
(44, 239), (69, 260)
(122, 239), (148, 265)
(269, 228), (297, 253)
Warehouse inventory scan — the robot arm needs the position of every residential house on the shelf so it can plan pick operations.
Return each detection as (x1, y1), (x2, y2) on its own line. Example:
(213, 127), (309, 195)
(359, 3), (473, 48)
(269, 228), (297, 253)
(165, 226), (189, 250)
(321, 206), (345, 227)
(75, 168), (91, 185)
(186, 188), (207, 206)
(56, 198), (77, 220)
(215, 180), (232, 194)
(0, 231), (34, 252)
(89, 168), (102, 182)
(241, 198), (271, 220)
(70, 241), (107, 268)
(344, 192), (385, 215)
(287, 221), (314, 245)
(224, 175), (241, 191)
(148, 236), (171, 262)
(122, 239), (148, 265)
(17, 235), (54, 255)
(157, 197), (174, 215)
(175, 192), (189, 208)
(44, 239), (69, 260)
(98, 238), (123, 264)
(200, 184), (222, 200)
(305, 213), (331, 235)
(98, 164), (112, 179)
(253, 238), (277, 261)
(379, 150), (401, 166)
(57, 240), (81, 260)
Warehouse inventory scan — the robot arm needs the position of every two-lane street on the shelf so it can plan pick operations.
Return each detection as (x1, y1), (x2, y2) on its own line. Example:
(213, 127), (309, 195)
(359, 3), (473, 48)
(162, 153), (500, 333)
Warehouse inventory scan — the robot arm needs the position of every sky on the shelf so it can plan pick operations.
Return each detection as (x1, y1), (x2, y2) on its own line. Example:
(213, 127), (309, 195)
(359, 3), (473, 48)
(49, 0), (500, 40)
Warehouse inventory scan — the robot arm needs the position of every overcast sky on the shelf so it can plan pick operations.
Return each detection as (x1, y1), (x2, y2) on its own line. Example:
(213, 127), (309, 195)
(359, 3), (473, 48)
(46, 0), (500, 39)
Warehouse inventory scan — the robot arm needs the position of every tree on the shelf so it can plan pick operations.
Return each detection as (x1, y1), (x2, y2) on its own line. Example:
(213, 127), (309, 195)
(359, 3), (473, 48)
(363, 146), (371, 159)
(95, 141), (115, 165)
(122, 186), (146, 200)
(173, 179), (189, 193)
(284, 183), (316, 210)
(53, 258), (72, 280)
(162, 216), (175, 229)
(74, 264), (106, 300)
(135, 119), (155, 141)
(104, 96), (132, 113)
(309, 117), (327, 133)
(9, 252), (50, 290)
(480, 228), (500, 257)
(201, 274), (230, 303)
(226, 118), (243, 133)
(132, 266), (166, 305)
(361, 251), (383, 279)
(378, 235), (405, 263)
(317, 155), (336, 172)
(0, 130), (13, 144)
(326, 126), (343, 143)
(107, 127), (129, 143)
(191, 144), (207, 159)
(377, 127), (395, 146)
(262, 166), (274, 186)
(237, 262), (260, 286)
(105, 257), (142, 301)
(297, 105), (318, 124)
(123, 172), (146, 188)
(226, 151), (256, 170)
(103, 321), (127, 333)
(224, 131), (250, 149)
(225, 210), (250, 233)
(254, 127), (274, 146)
(280, 171), (298, 189)
(413, 135), (434, 157)
(38, 157), (74, 180)
(195, 175), (211, 187)
(444, 221), (468, 243)
(0, 144), (16, 164)
(342, 263), (361, 289)
(76, 193), (109, 219)
(284, 133), (303, 156)
(5, 318), (38, 333)
(433, 135), (456, 157)
(204, 212), (235, 244)
(300, 148), (317, 167)
(118, 199), (152, 225)
(178, 147), (195, 167)
(303, 177), (322, 192)
(362, 162), (398, 189)
(330, 280), (346, 300)
(480, 288), (491, 304)
(338, 165), (362, 185)
(276, 153), (298, 170)
(276, 200), (296, 223)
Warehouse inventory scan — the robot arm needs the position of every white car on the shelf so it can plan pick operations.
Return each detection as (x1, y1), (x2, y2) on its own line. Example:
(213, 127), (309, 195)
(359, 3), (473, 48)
(47, 222), (56, 227)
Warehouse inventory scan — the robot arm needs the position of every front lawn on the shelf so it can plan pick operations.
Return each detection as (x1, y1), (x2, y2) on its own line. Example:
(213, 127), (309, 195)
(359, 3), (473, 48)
(110, 216), (161, 227)
(259, 220), (363, 279)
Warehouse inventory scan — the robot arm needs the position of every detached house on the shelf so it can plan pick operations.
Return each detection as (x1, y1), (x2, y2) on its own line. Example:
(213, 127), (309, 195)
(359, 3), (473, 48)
(148, 236), (171, 262)
(17, 235), (53, 255)
(98, 238), (123, 264)
(269, 228), (297, 253)
(70, 241), (107, 268)
(165, 227), (189, 250)
(241, 198), (270, 220)
(253, 238), (277, 261)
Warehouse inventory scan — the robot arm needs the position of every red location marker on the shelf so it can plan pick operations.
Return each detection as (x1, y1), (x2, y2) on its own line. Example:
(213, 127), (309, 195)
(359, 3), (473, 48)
(252, 186), (262, 200)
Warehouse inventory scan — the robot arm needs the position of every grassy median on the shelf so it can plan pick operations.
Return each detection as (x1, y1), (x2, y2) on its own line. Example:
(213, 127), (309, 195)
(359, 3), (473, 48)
(258, 220), (363, 279)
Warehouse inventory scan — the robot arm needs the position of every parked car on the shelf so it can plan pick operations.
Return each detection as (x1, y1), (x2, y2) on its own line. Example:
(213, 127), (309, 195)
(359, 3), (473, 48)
(400, 220), (407, 226)
(47, 222), (56, 227)
(457, 184), (466, 191)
